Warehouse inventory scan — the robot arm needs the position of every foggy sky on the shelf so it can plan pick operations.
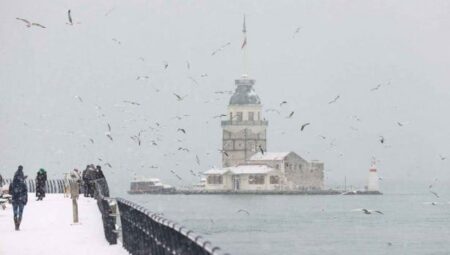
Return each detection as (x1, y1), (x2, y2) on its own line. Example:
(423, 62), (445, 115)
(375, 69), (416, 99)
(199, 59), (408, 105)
(1, 0), (450, 194)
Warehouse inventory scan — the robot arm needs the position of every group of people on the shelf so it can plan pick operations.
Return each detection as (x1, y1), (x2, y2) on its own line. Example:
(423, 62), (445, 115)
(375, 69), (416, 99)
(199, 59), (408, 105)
(82, 164), (104, 197)
(6, 164), (107, 231)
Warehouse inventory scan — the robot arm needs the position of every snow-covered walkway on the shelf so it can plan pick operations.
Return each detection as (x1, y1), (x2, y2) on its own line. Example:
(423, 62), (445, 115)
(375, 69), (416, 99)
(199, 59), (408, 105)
(0, 194), (127, 255)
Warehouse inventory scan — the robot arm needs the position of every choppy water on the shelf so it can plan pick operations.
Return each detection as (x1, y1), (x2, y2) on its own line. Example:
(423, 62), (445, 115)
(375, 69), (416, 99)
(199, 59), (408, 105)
(123, 192), (450, 255)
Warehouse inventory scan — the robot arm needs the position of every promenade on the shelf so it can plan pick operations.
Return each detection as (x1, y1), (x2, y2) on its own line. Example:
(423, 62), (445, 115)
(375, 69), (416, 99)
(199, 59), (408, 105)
(0, 194), (127, 255)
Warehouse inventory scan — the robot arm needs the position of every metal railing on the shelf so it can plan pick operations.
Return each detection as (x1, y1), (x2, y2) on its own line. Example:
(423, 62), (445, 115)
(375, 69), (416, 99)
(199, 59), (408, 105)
(92, 178), (228, 255)
(2, 179), (66, 193)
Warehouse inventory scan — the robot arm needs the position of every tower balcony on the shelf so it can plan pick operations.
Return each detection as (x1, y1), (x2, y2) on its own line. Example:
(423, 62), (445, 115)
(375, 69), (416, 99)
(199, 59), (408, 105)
(221, 120), (268, 127)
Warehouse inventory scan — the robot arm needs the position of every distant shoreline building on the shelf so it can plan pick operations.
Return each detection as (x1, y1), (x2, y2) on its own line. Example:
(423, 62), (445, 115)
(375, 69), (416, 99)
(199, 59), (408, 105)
(203, 17), (324, 191)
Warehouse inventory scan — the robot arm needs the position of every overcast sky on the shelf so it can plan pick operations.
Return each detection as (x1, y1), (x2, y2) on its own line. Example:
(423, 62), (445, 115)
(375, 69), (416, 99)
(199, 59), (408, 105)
(1, 0), (449, 194)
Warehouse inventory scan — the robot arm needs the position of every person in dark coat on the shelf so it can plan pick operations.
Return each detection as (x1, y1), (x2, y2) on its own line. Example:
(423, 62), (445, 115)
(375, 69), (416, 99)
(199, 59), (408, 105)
(35, 168), (47, 201)
(96, 165), (105, 179)
(85, 165), (97, 197)
(9, 165), (28, 231)
(0, 174), (3, 188)
(82, 166), (88, 197)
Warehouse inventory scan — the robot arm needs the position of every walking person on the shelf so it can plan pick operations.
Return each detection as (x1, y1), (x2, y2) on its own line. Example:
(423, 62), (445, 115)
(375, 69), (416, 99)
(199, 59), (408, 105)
(35, 168), (47, 201)
(9, 165), (28, 231)
(82, 166), (88, 197)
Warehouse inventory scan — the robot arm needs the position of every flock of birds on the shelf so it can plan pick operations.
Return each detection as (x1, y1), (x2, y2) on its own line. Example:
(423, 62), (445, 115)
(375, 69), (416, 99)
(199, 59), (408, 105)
(13, 8), (449, 231)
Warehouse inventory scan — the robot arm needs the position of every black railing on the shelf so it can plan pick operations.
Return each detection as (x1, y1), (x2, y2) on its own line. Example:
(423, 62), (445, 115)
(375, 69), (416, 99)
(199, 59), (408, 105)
(92, 178), (227, 255)
(2, 179), (66, 193)
(116, 198), (227, 255)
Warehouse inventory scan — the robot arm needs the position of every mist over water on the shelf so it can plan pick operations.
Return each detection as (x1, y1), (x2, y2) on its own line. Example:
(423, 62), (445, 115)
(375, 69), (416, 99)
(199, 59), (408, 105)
(1, 1), (449, 254)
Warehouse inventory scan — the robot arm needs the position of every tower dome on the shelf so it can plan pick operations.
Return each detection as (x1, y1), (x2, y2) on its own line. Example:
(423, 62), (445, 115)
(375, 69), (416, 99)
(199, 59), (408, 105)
(229, 78), (261, 105)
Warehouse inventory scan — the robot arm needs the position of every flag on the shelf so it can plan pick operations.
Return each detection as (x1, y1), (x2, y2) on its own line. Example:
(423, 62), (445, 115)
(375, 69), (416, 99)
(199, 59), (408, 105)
(241, 37), (247, 49)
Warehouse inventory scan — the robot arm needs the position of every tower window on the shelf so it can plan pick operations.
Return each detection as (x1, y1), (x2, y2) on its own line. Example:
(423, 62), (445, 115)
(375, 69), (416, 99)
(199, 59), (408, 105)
(236, 112), (243, 121)
(248, 112), (254, 121)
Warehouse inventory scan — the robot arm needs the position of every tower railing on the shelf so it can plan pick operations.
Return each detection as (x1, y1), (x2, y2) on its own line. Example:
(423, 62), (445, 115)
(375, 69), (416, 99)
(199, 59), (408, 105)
(221, 120), (268, 126)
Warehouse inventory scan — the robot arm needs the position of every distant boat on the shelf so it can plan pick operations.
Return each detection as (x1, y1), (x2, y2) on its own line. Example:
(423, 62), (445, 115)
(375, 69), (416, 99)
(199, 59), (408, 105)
(128, 177), (175, 194)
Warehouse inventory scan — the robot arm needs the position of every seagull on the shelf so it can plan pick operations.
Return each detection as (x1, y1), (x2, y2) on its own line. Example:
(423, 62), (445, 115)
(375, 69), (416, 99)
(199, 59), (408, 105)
(265, 109), (280, 114)
(200, 73), (208, 78)
(163, 61), (169, 69)
(370, 84), (382, 91)
(300, 123), (310, 131)
(89, 138), (95, 144)
(213, 114), (227, 119)
(177, 128), (186, 134)
(104, 163), (112, 168)
(318, 135), (326, 140)
(66, 10), (73, 25)
(16, 18), (46, 28)
(286, 111), (295, 119)
(439, 155), (446, 160)
(196, 155), (200, 165)
(292, 26), (302, 38)
(279, 101), (288, 106)
(173, 93), (187, 101)
(178, 147), (190, 152)
(211, 42), (231, 56)
(353, 208), (383, 215)
(328, 95), (340, 104)
(136, 76), (150, 80)
(237, 209), (250, 215)
(379, 136), (385, 144)
(188, 76), (199, 86)
(186, 61), (190, 70)
(219, 150), (229, 157)
(112, 38), (121, 45)
(122, 100), (140, 106)
(396, 122), (404, 127)
(107, 123), (111, 132)
(258, 145), (264, 155)
(75, 96), (83, 102)
(430, 190), (439, 198)
(105, 133), (113, 142)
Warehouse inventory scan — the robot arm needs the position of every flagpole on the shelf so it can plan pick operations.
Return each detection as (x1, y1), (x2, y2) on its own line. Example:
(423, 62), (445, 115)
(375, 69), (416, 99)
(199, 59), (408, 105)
(241, 14), (248, 78)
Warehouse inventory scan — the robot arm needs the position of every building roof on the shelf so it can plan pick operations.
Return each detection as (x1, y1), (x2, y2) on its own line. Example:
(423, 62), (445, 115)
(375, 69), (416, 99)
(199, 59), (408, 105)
(203, 164), (276, 175)
(229, 78), (261, 105)
(249, 152), (291, 161)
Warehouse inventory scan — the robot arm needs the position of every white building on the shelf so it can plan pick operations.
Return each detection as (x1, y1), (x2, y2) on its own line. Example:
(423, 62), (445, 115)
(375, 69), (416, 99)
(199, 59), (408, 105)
(203, 18), (324, 192)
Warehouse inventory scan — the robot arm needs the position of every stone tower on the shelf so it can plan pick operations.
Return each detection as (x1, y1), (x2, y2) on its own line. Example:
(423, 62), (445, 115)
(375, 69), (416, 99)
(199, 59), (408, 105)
(221, 76), (268, 167)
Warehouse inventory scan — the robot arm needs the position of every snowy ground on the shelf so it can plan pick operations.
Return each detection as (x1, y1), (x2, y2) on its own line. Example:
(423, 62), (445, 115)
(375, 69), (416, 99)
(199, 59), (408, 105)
(0, 194), (127, 255)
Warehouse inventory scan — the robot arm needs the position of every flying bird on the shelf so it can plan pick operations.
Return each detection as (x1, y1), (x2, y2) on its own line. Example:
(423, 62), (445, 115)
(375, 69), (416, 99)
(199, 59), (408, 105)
(104, 163), (112, 168)
(211, 42), (231, 56)
(188, 76), (199, 86)
(396, 122), (404, 127)
(107, 123), (111, 132)
(286, 111), (295, 119)
(258, 145), (264, 155)
(370, 84), (382, 91)
(328, 95), (340, 104)
(292, 26), (302, 38)
(430, 190), (439, 198)
(219, 150), (229, 157)
(105, 133), (113, 142)
(439, 155), (446, 160)
(16, 18), (46, 28)
(89, 138), (94, 144)
(213, 114), (227, 119)
(136, 76), (150, 80)
(279, 101), (288, 106)
(200, 73), (208, 78)
(123, 100), (140, 106)
(265, 109), (280, 114)
(237, 209), (250, 215)
(186, 61), (190, 70)
(173, 93), (187, 101)
(178, 147), (190, 152)
(67, 10), (73, 25)
(112, 38), (121, 44)
(177, 128), (186, 134)
(74, 96), (83, 102)
(163, 61), (169, 69)
(353, 208), (383, 215)
(300, 123), (310, 131)
(196, 155), (200, 165)
(379, 136), (385, 144)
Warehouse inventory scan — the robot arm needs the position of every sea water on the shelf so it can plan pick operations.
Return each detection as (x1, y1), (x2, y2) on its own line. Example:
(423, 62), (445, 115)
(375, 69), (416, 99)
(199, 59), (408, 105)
(124, 191), (450, 255)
